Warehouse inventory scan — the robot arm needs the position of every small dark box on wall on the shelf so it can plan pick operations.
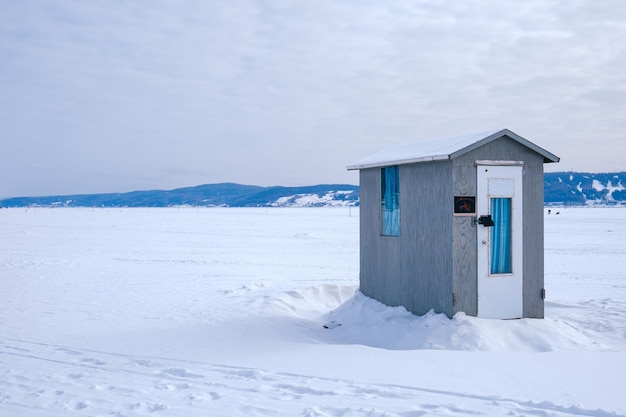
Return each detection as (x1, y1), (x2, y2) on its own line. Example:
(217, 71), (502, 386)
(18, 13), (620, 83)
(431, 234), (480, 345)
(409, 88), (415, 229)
(454, 196), (476, 216)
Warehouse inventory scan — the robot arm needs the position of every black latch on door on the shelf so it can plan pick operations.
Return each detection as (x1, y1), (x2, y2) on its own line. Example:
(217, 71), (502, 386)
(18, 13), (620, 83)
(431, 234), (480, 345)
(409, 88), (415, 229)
(477, 215), (495, 227)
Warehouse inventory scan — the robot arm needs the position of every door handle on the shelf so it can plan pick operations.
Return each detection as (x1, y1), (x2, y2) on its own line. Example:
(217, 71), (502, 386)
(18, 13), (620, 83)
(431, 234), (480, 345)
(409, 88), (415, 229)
(482, 240), (489, 246)
(478, 215), (494, 227)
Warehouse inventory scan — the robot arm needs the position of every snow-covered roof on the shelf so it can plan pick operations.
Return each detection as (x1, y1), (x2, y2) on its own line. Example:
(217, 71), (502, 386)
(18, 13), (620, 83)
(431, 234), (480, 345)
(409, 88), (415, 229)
(346, 128), (560, 170)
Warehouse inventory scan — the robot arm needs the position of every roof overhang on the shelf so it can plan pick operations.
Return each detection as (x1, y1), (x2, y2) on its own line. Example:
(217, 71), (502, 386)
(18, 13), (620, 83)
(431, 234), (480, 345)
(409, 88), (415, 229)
(347, 154), (450, 170)
(346, 129), (560, 171)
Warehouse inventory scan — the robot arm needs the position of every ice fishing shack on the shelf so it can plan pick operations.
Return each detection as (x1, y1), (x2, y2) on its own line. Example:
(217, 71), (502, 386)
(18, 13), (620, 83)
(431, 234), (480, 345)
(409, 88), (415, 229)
(347, 129), (559, 319)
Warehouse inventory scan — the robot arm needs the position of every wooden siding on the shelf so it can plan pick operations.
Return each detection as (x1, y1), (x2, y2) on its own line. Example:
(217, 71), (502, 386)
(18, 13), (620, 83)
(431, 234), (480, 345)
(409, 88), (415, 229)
(451, 162), (478, 316)
(359, 162), (454, 317)
(358, 168), (381, 302)
(522, 153), (546, 318)
(402, 162), (454, 316)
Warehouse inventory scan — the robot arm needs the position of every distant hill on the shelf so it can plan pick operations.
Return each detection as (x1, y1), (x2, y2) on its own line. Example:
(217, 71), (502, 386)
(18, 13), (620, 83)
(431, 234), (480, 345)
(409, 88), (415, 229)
(0, 183), (360, 208)
(544, 172), (626, 206)
(1, 172), (625, 208)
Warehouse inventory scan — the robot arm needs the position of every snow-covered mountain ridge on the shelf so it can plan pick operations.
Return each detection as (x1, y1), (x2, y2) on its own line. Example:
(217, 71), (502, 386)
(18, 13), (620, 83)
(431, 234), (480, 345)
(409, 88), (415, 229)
(0, 183), (360, 208)
(545, 172), (626, 206)
(1, 172), (624, 207)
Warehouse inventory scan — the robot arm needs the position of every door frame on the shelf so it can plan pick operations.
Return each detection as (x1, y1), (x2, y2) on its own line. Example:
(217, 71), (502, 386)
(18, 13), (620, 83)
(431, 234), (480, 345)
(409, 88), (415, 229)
(476, 163), (524, 319)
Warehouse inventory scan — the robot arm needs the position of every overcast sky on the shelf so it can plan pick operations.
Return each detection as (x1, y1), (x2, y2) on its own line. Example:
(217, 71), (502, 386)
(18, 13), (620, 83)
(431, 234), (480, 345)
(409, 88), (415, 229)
(2, 1), (625, 197)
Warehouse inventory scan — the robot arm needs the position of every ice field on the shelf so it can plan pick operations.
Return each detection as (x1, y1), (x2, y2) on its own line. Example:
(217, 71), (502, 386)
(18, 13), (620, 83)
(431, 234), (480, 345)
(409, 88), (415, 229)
(1, 207), (625, 416)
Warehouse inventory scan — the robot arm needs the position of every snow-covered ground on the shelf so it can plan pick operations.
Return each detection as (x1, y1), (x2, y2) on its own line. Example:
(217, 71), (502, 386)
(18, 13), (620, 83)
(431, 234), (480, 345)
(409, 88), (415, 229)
(1, 207), (625, 416)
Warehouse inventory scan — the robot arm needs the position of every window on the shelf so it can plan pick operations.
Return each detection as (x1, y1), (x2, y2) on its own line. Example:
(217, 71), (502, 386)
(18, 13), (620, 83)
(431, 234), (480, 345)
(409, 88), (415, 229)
(490, 197), (512, 274)
(381, 166), (400, 236)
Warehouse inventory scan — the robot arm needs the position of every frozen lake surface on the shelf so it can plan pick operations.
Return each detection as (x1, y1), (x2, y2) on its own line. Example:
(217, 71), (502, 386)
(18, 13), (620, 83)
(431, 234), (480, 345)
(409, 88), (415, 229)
(1, 207), (625, 416)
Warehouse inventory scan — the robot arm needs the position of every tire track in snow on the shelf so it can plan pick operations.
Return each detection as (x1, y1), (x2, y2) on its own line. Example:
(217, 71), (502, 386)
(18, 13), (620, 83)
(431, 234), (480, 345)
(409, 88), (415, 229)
(2, 339), (623, 417)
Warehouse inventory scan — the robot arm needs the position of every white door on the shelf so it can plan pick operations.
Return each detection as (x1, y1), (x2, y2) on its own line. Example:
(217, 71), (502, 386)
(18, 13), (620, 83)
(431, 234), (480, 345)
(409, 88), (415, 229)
(476, 165), (523, 319)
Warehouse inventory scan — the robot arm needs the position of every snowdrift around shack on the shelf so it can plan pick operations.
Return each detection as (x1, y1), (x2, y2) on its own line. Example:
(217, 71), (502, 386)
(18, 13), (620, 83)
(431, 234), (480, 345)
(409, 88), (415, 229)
(308, 289), (606, 352)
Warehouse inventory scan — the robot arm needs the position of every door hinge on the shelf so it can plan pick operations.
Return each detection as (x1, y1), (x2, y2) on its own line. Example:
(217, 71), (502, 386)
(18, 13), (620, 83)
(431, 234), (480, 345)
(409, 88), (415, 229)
(452, 293), (457, 306)
(541, 288), (546, 300)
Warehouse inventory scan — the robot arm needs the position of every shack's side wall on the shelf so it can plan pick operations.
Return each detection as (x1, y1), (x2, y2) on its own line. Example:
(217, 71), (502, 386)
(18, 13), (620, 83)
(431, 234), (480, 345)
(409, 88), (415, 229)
(452, 136), (546, 318)
(521, 151), (546, 318)
(451, 160), (478, 316)
(359, 161), (454, 317)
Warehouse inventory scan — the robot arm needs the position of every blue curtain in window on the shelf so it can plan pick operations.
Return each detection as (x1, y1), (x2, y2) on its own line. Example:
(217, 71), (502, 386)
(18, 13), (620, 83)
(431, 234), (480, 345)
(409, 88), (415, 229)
(381, 166), (400, 236)
(490, 197), (512, 274)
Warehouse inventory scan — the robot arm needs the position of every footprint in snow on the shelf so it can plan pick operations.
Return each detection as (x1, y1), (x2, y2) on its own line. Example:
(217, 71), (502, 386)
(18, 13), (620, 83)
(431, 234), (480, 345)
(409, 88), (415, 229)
(81, 357), (106, 365)
(74, 401), (89, 410)
(161, 368), (203, 378)
(186, 392), (221, 401)
(133, 359), (161, 368)
(55, 347), (82, 356)
(156, 382), (191, 391)
(129, 402), (169, 412)
(229, 369), (276, 381)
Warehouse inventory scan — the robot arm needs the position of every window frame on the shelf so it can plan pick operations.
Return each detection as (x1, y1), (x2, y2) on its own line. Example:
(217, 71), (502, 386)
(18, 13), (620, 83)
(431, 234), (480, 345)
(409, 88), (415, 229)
(380, 165), (400, 236)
